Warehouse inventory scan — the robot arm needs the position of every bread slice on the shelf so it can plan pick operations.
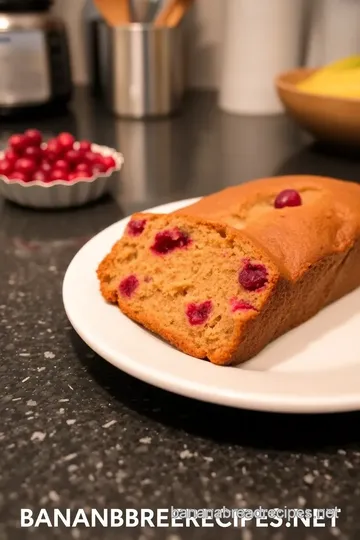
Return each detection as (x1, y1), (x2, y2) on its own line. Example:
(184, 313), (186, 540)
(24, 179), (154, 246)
(97, 175), (360, 365)
(97, 213), (281, 364)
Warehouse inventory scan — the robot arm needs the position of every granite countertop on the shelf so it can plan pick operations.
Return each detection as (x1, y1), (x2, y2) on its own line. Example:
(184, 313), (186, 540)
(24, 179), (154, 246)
(1, 90), (360, 540)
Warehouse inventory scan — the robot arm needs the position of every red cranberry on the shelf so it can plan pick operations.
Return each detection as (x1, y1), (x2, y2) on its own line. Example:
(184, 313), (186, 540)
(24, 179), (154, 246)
(68, 172), (77, 182)
(76, 163), (91, 173)
(119, 275), (139, 298)
(40, 161), (52, 173)
(274, 189), (302, 209)
(127, 219), (147, 237)
(186, 301), (212, 326)
(32, 170), (48, 182)
(239, 261), (268, 291)
(84, 151), (103, 167)
(92, 163), (107, 174)
(0, 159), (13, 176)
(230, 298), (257, 313)
(15, 157), (36, 175)
(102, 156), (116, 170)
(83, 151), (96, 164)
(65, 149), (82, 166)
(54, 159), (69, 172)
(9, 134), (27, 154)
(71, 170), (91, 180)
(94, 153), (104, 164)
(46, 139), (63, 157)
(74, 170), (91, 179)
(45, 151), (58, 163)
(24, 129), (42, 147)
(57, 132), (75, 152)
(78, 140), (92, 153)
(50, 169), (67, 181)
(8, 171), (28, 182)
(151, 228), (191, 255)
(4, 149), (18, 165)
(23, 146), (42, 162)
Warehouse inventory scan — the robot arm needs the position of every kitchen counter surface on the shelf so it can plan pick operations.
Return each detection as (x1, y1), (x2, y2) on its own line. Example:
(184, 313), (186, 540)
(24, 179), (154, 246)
(1, 89), (360, 540)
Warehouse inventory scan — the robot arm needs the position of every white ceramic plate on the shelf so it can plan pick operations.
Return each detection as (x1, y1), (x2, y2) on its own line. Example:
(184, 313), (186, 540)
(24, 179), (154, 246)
(63, 199), (360, 414)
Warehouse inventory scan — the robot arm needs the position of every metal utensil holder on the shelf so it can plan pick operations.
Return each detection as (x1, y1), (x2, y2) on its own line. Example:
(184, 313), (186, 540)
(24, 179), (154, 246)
(102, 22), (185, 118)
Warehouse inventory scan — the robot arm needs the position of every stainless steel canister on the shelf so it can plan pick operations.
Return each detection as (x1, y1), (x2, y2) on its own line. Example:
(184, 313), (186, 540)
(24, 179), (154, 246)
(102, 23), (184, 118)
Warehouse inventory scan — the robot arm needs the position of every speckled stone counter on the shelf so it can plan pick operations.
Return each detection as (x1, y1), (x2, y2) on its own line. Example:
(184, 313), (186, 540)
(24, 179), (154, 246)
(1, 90), (360, 540)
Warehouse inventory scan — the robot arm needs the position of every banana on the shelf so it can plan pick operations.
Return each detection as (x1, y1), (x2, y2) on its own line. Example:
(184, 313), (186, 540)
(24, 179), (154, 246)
(296, 57), (360, 98)
(319, 55), (360, 72)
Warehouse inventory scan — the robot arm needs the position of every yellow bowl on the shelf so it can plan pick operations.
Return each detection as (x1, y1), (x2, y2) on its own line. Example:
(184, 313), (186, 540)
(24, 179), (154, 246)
(276, 68), (360, 146)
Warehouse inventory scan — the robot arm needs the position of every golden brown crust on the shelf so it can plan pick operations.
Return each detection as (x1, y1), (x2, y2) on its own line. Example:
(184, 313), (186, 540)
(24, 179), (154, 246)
(97, 175), (360, 365)
(174, 175), (360, 280)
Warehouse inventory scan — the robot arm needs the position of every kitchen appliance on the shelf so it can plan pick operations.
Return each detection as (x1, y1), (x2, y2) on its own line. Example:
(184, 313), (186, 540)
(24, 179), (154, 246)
(0, 0), (72, 116)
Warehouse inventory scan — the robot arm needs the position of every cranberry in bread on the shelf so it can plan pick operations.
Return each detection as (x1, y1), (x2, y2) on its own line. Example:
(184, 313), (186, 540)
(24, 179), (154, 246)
(97, 175), (360, 365)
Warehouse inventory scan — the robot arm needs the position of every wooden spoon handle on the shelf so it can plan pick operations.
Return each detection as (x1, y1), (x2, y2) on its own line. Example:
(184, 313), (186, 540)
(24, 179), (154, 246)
(94, 0), (131, 26)
(166, 0), (194, 27)
(117, 0), (132, 23)
(154, 0), (194, 27)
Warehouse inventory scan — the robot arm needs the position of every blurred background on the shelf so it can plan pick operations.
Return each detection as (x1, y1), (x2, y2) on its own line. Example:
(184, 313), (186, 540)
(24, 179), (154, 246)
(0, 0), (360, 209)
(53, 0), (360, 93)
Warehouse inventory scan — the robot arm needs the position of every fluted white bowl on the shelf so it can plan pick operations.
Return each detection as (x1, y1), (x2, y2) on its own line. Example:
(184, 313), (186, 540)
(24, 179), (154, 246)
(0, 143), (124, 209)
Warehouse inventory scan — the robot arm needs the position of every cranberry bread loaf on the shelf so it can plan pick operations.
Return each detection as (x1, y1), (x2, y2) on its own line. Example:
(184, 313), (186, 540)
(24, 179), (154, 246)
(97, 175), (360, 365)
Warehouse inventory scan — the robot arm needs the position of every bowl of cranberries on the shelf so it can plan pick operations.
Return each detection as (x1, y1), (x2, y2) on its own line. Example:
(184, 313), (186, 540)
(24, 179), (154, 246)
(0, 130), (124, 209)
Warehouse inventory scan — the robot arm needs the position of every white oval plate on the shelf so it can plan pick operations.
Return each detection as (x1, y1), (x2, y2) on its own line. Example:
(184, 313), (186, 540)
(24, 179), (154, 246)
(63, 199), (360, 414)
